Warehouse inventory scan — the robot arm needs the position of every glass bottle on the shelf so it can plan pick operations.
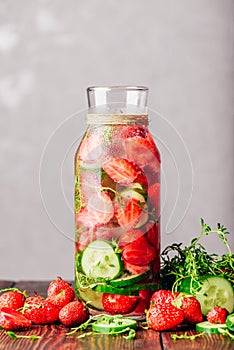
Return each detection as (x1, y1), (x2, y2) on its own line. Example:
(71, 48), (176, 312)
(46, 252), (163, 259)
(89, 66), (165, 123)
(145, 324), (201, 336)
(74, 86), (160, 318)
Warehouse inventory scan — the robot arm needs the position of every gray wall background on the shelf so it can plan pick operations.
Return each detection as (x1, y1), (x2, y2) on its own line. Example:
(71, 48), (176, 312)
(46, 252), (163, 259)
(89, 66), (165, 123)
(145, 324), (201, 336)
(0, 0), (233, 280)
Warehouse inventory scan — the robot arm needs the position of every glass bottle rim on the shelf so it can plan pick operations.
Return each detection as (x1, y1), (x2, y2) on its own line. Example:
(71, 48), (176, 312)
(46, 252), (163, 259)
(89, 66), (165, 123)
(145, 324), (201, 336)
(87, 86), (148, 92)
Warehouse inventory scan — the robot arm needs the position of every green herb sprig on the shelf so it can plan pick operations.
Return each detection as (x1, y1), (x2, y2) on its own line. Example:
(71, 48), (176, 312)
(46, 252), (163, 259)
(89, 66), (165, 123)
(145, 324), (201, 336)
(66, 314), (136, 340)
(0, 327), (40, 341)
(160, 219), (233, 292)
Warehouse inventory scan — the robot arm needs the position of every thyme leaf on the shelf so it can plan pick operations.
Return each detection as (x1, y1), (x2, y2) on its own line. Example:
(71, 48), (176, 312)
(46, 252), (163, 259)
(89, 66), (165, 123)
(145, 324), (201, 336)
(160, 219), (233, 291)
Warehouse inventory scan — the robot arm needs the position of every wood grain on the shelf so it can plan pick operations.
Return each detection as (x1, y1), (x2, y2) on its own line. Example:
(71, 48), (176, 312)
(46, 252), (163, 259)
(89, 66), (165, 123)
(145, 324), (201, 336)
(162, 330), (234, 350)
(0, 281), (233, 350)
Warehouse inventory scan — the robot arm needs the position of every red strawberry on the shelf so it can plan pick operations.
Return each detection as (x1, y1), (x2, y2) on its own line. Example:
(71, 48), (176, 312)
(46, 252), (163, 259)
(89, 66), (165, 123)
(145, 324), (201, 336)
(0, 307), (32, 330)
(132, 290), (153, 315)
(79, 170), (101, 201)
(102, 157), (138, 185)
(134, 170), (148, 190)
(124, 261), (151, 275)
(0, 290), (26, 311)
(122, 236), (156, 266)
(59, 300), (89, 327)
(148, 183), (160, 214)
(75, 226), (97, 252)
(76, 207), (100, 228)
(147, 303), (184, 331)
(150, 289), (177, 307)
(115, 198), (142, 230)
(118, 229), (143, 248)
(87, 192), (114, 225)
(102, 293), (139, 314)
(146, 221), (160, 249)
(47, 277), (75, 309)
(179, 296), (203, 324)
(124, 137), (160, 168)
(207, 306), (229, 324)
(23, 296), (59, 324)
(119, 125), (147, 139)
(78, 133), (104, 162)
(148, 290), (183, 331)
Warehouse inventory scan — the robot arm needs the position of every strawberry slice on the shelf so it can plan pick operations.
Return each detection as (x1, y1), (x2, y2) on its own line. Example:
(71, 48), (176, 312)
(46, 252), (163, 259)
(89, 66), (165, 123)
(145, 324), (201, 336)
(76, 207), (100, 228)
(102, 157), (138, 185)
(148, 183), (160, 214)
(87, 192), (114, 225)
(0, 307), (32, 330)
(146, 221), (160, 249)
(122, 236), (156, 266)
(118, 229), (144, 248)
(102, 293), (139, 314)
(132, 290), (153, 315)
(124, 136), (160, 168)
(79, 170), (101, 201)
(78, 133), (104, 162)
(115, 198), (142, 230)
(119, 125), (147, 139)
(124, 261), (151, 275)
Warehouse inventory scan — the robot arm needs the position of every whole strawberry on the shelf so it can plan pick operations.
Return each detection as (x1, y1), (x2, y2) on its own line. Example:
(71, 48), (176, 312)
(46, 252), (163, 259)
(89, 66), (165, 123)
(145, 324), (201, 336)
(0, 307), (32, 330)
(47, 277), (75, 308)
(179, 295), (203, 324)
(102, 293), (139, 314)
(59, 300), (89, 327)
(150, 289), (177, 307)
(147, 290), (184, 331)
(147, 304), (184, 331)
(0, 290), (26, 311)
(23, 296), (59, 324)
(207, 306), (229, 324)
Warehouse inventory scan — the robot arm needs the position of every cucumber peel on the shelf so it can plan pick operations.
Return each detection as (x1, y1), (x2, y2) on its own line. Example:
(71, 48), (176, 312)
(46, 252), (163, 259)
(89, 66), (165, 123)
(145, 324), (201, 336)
(196, 321), (227, 334)
(226, 313), (234, 331)
(92, 315), (137, 333)
(94, 282), (160, 295)
(179, 276), (234, 315)
(109, 271), (150, 287)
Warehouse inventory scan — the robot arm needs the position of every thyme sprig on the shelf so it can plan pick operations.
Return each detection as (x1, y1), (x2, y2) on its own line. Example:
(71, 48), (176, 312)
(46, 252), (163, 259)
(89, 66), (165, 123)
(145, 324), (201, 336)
(160, 218), (233, 292)
(0, 327), (40, 341)
(66, 314), (136, 340)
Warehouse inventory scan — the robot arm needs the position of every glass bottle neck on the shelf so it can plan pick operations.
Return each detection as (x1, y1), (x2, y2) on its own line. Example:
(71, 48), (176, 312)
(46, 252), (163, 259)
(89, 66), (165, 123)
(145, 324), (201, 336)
(86, 86), (149, 125)
(87, 86), (148, 114)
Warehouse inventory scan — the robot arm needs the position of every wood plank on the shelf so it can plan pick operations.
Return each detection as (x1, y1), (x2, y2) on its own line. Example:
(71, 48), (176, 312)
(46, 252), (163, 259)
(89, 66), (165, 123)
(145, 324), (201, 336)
(0, 324), (162, 350)
(0, 281), (15, 290)
(13, 281), (51, 298)
(162, 329), (234, 350)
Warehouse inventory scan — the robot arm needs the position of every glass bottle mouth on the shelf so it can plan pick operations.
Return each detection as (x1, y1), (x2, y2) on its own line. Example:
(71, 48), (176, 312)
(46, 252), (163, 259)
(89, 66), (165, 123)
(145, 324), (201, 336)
(87, 86), (149, 92)
(87, 86), (149, 115)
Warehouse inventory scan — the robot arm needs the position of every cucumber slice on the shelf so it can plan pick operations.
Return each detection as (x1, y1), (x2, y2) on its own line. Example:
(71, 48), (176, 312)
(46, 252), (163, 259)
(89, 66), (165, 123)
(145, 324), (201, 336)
(81, 240), (122, 279)
(179, 276), (234, 315)
(94, 284), (138, 296)
(120, 188), (146, 204)
(109, 271), (150, 287)
(226, 313), (234, 331)
(94, 282), (160, 295)
(92, 315), (137, 333)
(196, 321), (227, 334)
(129, 283), (161, 292)
(78, 287), (104, 310)
(128, 183), (146, 191)
(135, 207), (149, 228)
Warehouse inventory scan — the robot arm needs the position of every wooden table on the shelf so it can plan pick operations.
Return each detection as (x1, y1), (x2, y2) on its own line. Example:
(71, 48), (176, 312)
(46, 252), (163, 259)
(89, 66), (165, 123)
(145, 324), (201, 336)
(0, 280), (233, 350)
